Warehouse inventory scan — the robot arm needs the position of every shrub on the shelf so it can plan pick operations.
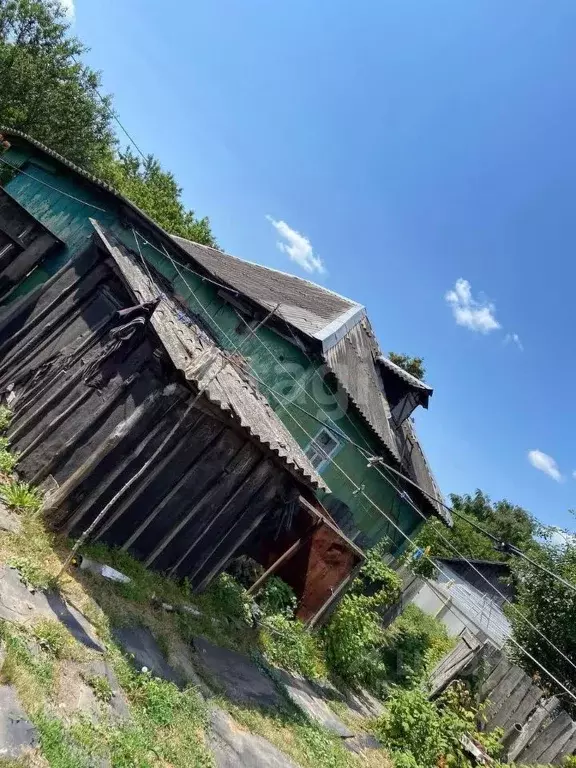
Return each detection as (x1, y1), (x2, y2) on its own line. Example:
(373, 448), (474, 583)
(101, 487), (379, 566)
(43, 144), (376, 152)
(373, 682), (502, 768)
(381, 605), (455, 686)
(259, 613), (328, 680)
(322, 593), (387, 689)
(322, 553), (401, 690)
(257, 576), (297, 617)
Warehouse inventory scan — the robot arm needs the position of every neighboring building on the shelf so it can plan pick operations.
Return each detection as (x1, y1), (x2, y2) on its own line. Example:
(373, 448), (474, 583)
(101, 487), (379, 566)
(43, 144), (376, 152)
(0, 128), (450, 564)
(402, 559), (513, 647)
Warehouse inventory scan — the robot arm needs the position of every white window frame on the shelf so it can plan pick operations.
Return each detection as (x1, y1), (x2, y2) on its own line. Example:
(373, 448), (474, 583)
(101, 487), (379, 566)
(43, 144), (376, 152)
(305, 426), (343, 473)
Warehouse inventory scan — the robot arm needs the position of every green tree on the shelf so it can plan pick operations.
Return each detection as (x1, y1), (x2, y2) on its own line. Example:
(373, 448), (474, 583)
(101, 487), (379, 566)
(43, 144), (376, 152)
(508, 539), (576, 710)
(96, 149), (216, 245)
(415, 490), (540, 564)
(0, 0), (216, 245)
(388, 352), (426, 381)
(0, 0), (115, 168)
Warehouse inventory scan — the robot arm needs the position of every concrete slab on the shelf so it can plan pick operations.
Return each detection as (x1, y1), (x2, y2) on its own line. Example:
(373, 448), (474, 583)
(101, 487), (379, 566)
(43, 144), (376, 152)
(0, 503), (21, 534)
(210, 708), (297, 768)
(112, 625), (184, 687)
(275, 670), (354, 738)
(193, 636), (283, 710)
(84, 659), (130, 723)
(0, 685), (39, 759)
(344, 733), (382, 754)
(0, 565), (103, 652)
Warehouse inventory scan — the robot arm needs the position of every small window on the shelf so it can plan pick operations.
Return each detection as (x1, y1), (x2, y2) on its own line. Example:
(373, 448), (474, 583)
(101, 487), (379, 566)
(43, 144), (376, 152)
(305, 427), (341, 471)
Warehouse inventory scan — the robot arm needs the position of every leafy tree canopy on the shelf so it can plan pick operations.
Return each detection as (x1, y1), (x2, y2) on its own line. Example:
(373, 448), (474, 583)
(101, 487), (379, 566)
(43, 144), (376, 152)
(508, 537), (576, 711)
(388, 352), (426, 381)
(0, 0), (215, 245)
(415, 489), (540, 563)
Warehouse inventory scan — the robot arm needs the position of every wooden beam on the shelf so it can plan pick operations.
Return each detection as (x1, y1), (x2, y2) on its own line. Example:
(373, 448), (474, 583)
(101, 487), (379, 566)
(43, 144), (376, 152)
(247, 521), (320, 597)
(193, 503), (277, 592)
(120, 427), (226, 554)
(0, 263), (108, 378)
(93, 410), (205, 541)
(30, 372), (141, 486)
(43, 384), (174, 528)
(170, 459), (272, 578)
(10, 313), (114, 424)
(0, 233), (58, 299)
(145, 443), (258, 567)
(62, 414), (169, 535)
(306, 561), (364, 629)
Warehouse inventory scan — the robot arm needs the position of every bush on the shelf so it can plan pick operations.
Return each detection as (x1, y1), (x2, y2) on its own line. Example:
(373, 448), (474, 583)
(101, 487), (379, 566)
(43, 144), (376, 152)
(373, 682), (502, 768)
(381, 605), (455, 686)
(257, 576), (297, 617)
(259, 614), (328, 680)
(322, 554), (401, 690)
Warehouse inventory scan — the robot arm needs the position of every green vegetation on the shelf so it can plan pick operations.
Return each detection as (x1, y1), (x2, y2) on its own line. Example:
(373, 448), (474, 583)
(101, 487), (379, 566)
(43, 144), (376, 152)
(0, 0), (215, 245)
(415, 489), (539, 565)
(0, 406), (13, 433)
(83, 673), (113, 703)
(388, 352), (426, 381)
(32, 618), (81, 660)
(257, 574), (297, 617)
(260, 614), (328, 680)
(507, 537), (576, 714)
(372, 682), (502, 768)
(380, 605), (454, 687)
(1, 480), (42, 513)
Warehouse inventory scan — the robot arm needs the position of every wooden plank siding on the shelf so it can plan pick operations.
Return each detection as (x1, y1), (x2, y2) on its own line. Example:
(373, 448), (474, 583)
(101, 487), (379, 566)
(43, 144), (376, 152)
(0, 222), (363, 612)
(0, 242), (296, 586)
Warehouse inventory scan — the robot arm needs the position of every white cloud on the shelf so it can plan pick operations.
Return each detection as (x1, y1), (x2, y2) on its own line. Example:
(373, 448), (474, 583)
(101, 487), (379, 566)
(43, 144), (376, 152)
(572, 470), (576, 480)
(266, 216), (325, 275)
(59, 0), (74, 18)
(528, 450), (562, 482)
(445, 278), (500, 333)
(504, 332), (524, 351)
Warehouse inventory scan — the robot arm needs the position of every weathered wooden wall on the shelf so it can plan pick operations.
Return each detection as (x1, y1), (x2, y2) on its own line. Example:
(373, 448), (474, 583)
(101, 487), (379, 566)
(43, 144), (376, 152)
(429, 637), (576, 764)
(2, 137), (425, 555)
(0, 244), (294, 587)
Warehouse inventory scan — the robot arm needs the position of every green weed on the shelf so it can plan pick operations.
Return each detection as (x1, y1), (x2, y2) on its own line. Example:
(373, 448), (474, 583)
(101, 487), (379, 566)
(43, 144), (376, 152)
(83, 673), (113, 703)
(0, 447), (18, 475)
(7, 556), (55, 591)
(0, 406), (12, 433)
(1, 481), (42, 513)
(32, 619), (80, 660)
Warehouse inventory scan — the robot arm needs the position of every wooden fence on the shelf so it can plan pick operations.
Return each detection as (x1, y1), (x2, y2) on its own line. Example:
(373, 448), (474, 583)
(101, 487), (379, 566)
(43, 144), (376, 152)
(429, 632), (576, 764)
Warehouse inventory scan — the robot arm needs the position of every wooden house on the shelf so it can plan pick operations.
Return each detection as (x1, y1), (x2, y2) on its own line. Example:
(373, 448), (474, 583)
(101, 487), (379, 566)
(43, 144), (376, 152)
(0, 128), (449, 618)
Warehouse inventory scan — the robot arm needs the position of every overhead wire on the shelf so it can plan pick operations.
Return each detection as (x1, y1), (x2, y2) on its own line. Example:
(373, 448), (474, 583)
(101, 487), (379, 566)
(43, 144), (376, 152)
(130, 235), (576, 700)
(7, 159), (572, 693)
(0, 156), (107, 212)
(135, 227), (576, 593)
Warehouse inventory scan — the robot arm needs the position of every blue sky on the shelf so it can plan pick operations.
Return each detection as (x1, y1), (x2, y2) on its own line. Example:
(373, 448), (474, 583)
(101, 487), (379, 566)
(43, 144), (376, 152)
(72, 0), (576, 532)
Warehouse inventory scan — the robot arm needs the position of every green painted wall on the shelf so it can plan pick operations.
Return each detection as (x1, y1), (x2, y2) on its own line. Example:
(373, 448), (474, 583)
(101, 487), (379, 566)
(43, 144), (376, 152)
(1, 144), (422, 553)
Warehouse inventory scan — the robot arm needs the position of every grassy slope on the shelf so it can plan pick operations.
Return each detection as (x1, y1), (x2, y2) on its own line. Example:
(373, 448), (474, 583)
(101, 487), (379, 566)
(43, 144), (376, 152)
(0, 503), (390, 768)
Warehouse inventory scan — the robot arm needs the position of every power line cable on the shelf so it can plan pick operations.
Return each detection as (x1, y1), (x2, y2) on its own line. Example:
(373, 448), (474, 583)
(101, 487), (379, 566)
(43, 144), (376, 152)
(116, 230), (576, 701)
(0, 156), (107, 212)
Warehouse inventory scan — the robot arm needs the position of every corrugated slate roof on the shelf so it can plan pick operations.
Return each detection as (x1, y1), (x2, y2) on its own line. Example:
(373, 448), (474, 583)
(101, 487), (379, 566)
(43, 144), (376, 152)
(170, 238), (448, 524)
(93, 222), (328, 492)
(324, 318), (401, 462)
(172, 235), (362, 339)
(378, 355), (433, 404)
